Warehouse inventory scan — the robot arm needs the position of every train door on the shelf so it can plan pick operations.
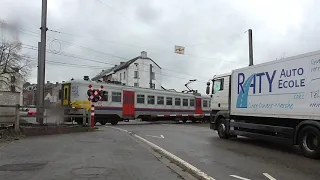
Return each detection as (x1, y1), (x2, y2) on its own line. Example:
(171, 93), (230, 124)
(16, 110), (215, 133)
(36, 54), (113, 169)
(123, 91), (135, 118)
(195, 98), (203, 114)
(62, 83), (71, 105)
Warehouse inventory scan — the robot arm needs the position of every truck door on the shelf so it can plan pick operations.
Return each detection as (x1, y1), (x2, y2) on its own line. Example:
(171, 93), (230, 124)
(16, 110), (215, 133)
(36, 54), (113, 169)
(123, 91), (135, 118)
(195, 98), (203, 114)
(62, 84), (71, 105)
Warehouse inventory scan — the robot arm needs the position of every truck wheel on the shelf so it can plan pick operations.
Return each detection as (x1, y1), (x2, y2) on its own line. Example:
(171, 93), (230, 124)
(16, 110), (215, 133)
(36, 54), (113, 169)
(100, 121), (106, 125)
(217, 118), (229, 139)
(111, 119), (118, 125)
(298, 126), (320, 159)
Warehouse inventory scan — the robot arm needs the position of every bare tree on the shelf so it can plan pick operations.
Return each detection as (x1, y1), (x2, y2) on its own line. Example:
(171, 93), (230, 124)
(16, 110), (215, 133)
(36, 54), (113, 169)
(0, 40), (31, 92)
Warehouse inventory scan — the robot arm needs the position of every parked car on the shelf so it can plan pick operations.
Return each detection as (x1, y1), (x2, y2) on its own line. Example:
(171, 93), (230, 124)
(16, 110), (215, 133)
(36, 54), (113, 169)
(26, 108), (37, 116)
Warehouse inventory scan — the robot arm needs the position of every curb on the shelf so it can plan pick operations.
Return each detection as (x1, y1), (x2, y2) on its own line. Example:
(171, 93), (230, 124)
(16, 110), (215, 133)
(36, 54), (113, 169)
(132, 133), (215, 180)
(20, 126), (97, 136)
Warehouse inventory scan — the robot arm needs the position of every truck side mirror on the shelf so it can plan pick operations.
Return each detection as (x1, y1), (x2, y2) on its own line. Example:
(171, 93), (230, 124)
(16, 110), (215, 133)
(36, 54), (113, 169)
(206, 82), (210, 95)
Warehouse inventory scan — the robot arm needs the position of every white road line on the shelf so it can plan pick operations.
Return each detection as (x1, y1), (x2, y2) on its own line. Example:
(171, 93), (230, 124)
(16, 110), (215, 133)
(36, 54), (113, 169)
(263, 173), (277, 180)
(146, 134), (164, 139)
(106, 126), (215, 180)
(106, 126), (128, 132)
(230, 175), (251, 180)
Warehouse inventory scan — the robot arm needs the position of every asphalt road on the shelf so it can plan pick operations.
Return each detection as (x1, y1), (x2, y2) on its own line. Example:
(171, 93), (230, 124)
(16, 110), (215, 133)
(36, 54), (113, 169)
(106, 123), (320, 180)
(0, 129), (183, 180)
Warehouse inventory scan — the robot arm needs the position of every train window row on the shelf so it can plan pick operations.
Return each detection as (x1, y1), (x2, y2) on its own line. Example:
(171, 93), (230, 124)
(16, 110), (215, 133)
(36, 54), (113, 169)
(100, 91), (209, 107)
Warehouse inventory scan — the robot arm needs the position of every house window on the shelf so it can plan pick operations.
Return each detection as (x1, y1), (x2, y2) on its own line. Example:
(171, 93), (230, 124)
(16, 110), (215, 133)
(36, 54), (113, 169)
(183, 99), (188, 106)
(157, 96), (164, 105)
(112, 92), (121, 102)
(137, 94), (145, 104)
(120, 73), (122, 81)
(134, 71), (139, 78)
(151, 72), (155, 80)
(124, 72), (126, 80)
(134, 83), (139, 87)
(190, 99), (195, 106)
(175, 98), (181, 106)
(148, 95), (155, 104)
(203, 100), (208, 107)
(166, 97), (172, 105)
(151, 83), (155, 89)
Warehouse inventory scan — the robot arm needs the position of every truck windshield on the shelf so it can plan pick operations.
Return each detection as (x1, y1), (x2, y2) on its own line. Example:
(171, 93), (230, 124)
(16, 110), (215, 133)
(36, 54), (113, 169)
(212, 79), (223, 94)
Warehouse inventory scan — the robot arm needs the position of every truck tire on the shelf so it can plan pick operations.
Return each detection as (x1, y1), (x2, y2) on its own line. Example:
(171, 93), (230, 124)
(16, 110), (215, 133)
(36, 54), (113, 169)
(217, 118), (229, 139)
(111, 119), (118, 125)
(100, 121), (106, 125)
(298, 126), (320, 159)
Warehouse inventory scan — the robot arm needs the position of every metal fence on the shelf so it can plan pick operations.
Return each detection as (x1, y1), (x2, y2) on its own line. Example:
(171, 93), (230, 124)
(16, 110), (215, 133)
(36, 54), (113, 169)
(0, 104), (90, 133)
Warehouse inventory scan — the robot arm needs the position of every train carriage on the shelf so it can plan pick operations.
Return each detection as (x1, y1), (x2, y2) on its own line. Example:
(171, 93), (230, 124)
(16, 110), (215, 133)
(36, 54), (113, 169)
(61, 78), (211, 125)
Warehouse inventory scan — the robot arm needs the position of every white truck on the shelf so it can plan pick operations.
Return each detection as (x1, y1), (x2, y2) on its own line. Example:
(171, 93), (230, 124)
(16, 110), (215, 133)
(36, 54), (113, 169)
(206, 50), (320, 158)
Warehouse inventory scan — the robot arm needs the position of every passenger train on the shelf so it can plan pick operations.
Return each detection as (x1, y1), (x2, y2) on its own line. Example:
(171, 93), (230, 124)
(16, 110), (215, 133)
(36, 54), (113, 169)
(61, 78), (211, 125)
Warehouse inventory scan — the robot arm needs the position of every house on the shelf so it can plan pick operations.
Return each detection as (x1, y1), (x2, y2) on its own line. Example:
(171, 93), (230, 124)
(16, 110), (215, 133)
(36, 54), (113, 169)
(92, 51), (162, 89)
(23, 81), (61, 106)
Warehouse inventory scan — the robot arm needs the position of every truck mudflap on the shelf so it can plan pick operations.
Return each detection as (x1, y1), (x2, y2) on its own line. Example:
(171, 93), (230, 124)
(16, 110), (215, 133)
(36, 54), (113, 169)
(210, 122), (215, 130)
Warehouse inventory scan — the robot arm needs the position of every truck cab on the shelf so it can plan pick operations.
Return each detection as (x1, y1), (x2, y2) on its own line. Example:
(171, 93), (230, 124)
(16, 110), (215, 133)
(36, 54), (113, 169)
(206, 73), (231, 131)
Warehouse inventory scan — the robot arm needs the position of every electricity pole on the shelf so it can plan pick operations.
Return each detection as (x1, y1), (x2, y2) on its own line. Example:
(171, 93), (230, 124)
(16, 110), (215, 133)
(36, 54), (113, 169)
(248, 29), (253, 66)
(37, 0), (48, 124)
(149, 64), (152, 89)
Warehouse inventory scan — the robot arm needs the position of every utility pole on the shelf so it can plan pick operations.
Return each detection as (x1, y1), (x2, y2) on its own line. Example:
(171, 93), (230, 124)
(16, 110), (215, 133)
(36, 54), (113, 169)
(149, 64), (152, 89)
(37, 0), (48, 124)
(248, 29), (254, 66)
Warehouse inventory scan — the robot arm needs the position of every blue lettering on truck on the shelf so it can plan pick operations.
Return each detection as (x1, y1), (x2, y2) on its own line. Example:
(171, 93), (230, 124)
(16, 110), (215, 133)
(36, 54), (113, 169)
(236, 68), (305, 108)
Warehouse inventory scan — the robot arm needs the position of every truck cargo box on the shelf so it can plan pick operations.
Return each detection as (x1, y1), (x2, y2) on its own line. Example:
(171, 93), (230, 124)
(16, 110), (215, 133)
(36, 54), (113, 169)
(231, 50), (320, 120)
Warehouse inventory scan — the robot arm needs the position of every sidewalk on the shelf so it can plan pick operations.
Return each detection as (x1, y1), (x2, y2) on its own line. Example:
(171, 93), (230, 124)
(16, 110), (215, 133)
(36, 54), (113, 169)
(0, 127), (182, 180)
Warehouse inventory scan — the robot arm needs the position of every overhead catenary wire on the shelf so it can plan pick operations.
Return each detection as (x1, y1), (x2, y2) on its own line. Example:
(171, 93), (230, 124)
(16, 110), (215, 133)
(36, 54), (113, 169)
(17, 28), (210, 80)
(21, 43), (209, 81)
(21, 46), (208, 83)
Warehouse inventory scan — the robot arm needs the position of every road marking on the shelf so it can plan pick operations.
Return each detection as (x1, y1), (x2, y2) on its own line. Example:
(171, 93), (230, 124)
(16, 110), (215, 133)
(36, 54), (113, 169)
(106, 126), (215, 180)
(146, 134), (164, 139)
(230, 175), (251, 180)
(263, 173), (277, 180)
(106, 126), (128, 132)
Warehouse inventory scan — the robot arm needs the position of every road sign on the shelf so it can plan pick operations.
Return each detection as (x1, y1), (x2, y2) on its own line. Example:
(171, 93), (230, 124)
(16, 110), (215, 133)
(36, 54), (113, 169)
(174, 45), (185, 54)
(87, 84), (104, 103)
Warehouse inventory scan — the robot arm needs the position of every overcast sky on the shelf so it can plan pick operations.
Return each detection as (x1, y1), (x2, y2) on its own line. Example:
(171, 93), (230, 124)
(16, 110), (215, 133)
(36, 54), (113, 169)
(1, 0), (319, 93)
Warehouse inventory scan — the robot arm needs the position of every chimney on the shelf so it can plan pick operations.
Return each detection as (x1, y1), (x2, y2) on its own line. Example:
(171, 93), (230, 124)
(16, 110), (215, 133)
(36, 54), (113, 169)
(83, 76), (89, 81)
(56, 82), (58, 85)
(47, 81), (50, 84)
(141, 51), (147, 58)
(114, 65), (117, 67)
(120, 62), (125, 65)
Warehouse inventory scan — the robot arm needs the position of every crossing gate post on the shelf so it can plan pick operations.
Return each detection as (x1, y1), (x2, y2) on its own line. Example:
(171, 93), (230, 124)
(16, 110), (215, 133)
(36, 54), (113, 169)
(91, 104), (95, 128)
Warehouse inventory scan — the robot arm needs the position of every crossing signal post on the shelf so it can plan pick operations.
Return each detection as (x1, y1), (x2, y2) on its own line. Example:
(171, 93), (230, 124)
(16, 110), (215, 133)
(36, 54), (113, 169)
(87, 85), (104, 127)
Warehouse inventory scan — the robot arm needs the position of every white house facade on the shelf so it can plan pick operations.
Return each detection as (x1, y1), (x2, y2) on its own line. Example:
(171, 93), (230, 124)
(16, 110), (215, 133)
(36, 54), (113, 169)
(92, 51), (162, 89)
